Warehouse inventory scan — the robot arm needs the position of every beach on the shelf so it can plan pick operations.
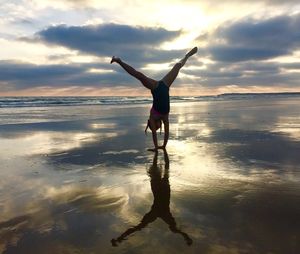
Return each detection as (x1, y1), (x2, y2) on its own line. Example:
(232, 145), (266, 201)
(0, 96), (299, 253)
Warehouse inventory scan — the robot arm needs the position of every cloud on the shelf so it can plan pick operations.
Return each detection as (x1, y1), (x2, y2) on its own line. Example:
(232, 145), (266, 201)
(208, 46), (287, 62)
(1, 23), (187, 92)
(31, 0), (300, 10)
(243, 0), (299, 4)
(205, 14), (300, 62)
(0, 58), (174, 92)
(9, 18), (35, 26)
(281, 62), (300, 70)
(0, 60), (138, 90)
(196, 71), (299, 88)
(36, 23), (175, 47)
(0, 60), (84, 85)
(195, 0), (300, 5)
(31, 23), (184, 65)
(186, 14), (300, 88)
(182, 60), (300, 89)
(2, 12), (300, 94)
(216, 15), (300, 48)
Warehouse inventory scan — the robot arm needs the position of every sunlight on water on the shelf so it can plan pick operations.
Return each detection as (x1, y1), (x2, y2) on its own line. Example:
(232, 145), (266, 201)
(0, 131), (117, 155)
(274, 116), (300, 141)
(0, 98), (299, 253)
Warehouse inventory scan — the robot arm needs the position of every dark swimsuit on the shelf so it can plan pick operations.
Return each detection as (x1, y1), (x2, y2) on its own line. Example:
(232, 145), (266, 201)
(151, 80), (170, 116)
(145, 80), (169, 134)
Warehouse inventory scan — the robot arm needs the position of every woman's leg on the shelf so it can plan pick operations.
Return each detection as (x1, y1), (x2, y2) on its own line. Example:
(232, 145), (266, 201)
(162, 47), (197, 87)
(161, 62), (182, 88)
(111, 57), (157, 90)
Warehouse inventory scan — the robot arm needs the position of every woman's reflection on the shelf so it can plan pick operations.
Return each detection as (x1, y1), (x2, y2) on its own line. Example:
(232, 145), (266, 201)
(111, 149), (192, 246)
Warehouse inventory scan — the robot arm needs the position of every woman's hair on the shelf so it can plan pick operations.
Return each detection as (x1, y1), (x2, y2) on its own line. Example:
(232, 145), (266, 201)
(145, 119), (162, 135)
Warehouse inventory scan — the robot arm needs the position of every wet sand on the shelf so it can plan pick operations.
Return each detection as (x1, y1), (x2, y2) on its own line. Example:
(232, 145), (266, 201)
(0, 98), (299, 253)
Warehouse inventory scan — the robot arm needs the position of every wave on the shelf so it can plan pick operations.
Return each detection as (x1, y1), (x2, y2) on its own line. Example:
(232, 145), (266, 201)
(0, 97), (152, 108)
(0, 93), (300, 108)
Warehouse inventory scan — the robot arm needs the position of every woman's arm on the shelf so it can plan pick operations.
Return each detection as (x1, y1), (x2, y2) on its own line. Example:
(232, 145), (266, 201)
(162, 119), (169, 148)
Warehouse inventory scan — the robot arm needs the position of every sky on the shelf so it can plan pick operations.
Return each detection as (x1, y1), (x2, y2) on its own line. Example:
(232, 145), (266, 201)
(0, 0), (300, 96)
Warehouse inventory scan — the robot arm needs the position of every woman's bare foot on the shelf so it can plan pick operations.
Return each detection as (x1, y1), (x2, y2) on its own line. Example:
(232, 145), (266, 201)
(179, 47), (198, 66)
(110, 56), (120, 64)
(186, 46), (198, 58)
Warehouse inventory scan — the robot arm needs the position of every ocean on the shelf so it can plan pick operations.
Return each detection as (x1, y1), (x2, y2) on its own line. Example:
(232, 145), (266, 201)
(0, 95), (299, 253)
(1, 93), (300, 108)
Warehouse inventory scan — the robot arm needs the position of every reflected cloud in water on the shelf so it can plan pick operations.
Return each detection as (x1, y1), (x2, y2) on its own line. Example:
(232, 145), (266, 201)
(0, 131), (109, 156)
(0, 184), (129, 253)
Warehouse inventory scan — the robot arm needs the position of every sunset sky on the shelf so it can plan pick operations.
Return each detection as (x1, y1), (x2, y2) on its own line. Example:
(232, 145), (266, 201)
(0, 0), (300, 96)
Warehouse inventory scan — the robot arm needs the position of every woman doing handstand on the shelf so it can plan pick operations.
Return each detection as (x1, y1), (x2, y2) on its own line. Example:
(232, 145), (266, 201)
(110, 46), (198, 151)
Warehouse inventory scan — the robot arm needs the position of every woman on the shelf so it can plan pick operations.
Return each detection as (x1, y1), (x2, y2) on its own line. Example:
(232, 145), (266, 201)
(111, 46), (197, 151)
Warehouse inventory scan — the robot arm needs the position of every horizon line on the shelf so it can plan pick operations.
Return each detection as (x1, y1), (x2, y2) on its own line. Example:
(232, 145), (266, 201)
(1, 91), (300, 98)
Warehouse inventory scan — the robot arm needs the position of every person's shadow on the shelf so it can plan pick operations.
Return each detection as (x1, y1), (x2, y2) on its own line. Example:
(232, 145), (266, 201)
(111, 149), (193, 246)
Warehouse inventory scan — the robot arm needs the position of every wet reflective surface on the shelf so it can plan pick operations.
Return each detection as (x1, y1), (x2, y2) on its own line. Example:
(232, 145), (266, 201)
(0, 98), (299, 253)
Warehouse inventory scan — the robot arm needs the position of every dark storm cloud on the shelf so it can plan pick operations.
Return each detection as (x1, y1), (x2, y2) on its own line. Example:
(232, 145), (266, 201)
(32, 23), (184, 65)
(206, 14), (300, 62)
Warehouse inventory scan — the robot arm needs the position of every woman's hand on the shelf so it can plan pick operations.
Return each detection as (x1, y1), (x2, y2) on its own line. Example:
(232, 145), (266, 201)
(147, 147), (158, 152)
(110, 56), (121, 64)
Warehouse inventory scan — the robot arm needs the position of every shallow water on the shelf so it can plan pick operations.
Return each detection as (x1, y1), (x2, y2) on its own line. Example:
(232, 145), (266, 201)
(0, 98), (299, 253)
